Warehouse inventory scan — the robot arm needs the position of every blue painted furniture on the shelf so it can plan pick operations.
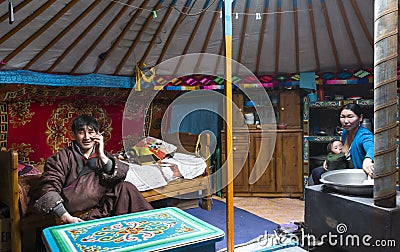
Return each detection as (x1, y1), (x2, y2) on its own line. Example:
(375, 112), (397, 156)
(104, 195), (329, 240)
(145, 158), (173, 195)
(42, 207), (224, 252)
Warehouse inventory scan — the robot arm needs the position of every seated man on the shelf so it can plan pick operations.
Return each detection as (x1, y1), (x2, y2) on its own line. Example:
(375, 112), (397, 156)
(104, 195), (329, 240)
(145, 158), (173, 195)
(34, 115), (153, 223)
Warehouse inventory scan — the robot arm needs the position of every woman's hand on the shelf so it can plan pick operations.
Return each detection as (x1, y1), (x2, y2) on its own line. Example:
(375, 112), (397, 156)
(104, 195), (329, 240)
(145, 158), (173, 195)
(362, 157), (374, 177)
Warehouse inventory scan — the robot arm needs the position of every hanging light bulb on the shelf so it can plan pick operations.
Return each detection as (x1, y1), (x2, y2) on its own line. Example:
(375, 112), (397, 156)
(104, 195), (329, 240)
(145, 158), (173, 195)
(8, 0), (14, 24)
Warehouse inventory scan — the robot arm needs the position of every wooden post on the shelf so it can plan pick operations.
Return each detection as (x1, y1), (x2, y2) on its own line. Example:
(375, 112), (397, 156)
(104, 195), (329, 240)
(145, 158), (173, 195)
(223, 0), (235, 251)
(373, 0), (398, 208)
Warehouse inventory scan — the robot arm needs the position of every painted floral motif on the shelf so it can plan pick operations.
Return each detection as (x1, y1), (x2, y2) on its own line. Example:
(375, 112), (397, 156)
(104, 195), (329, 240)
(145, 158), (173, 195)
(67, 218), (181, 250)
(9, 142), (34, 164)
(8, 100), (35, 128)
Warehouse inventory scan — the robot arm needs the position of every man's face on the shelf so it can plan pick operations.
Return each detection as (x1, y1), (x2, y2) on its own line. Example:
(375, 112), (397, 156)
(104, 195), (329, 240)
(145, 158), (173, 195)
(73, 125), (97, 153)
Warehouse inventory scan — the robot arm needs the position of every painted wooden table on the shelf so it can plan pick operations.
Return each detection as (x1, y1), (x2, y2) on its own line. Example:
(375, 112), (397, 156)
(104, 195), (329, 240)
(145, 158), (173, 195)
(42, 207), (224, 252)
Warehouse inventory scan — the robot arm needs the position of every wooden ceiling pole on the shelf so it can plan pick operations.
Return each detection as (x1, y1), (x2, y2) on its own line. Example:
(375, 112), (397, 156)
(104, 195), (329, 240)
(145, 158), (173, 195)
(308, 0), (320, 71)
(94, 0), (150, 74)
(274, 0), (281, 73)
(24, 1), (101, 70)
(0, 0), (31, 23)
(115, 0), (165, 75)
(255, 0), (269, 75)
(173, 0), (212, 75)
(72, 0), (137, 74)
(350, 0), (373, 47)
(320, 0), (340, 71)
(200, 1), (222, 52)
(338, 0), (362, 67)
(115, 2), (164, 75)
(0, 0), (55, 50)
(2, 0), (79, 66)
(155, 0), (194, 66)
(193, 0), (222, 73)
(48, 1), (117, 73)
(293, 0), (299, 73)
(235, 0), (250, 73)
(139, 1), (177, 66)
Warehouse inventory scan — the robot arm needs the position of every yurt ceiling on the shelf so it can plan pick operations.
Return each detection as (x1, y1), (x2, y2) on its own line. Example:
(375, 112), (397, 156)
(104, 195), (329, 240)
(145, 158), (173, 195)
(0, 0), (383, 77)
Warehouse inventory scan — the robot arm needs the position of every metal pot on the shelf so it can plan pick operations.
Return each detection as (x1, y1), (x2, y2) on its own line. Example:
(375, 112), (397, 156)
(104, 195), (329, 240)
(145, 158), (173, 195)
(320, 169), (373, 196)
(361, 118), (373, 132)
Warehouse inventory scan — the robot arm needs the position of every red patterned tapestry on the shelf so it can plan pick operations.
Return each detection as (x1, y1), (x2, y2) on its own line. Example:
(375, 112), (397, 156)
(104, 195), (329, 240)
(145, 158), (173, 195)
(0, 84), (145, 165)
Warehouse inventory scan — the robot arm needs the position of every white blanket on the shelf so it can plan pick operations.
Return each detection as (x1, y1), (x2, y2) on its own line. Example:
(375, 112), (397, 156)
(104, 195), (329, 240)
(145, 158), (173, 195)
(163, 153), (207, 179)
(124, 153), (207, 191)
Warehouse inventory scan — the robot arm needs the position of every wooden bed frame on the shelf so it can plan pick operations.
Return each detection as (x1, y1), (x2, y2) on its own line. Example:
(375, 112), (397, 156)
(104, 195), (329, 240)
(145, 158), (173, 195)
(0, 132), (212, 252)
(141, 132), (212, 209)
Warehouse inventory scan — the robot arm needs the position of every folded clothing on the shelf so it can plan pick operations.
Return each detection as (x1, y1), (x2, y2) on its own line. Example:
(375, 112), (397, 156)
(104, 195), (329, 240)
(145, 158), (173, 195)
(126, 137), (177, 165)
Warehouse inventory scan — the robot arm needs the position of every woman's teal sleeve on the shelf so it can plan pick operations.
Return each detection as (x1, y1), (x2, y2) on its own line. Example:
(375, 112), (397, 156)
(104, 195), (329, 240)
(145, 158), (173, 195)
(362, 131), (374, 161)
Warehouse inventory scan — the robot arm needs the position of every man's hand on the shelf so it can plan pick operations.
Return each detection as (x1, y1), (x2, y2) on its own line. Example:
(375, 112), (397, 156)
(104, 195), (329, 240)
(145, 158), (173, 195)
(60, 212), (84, 224)
(91, 131), (109, 165)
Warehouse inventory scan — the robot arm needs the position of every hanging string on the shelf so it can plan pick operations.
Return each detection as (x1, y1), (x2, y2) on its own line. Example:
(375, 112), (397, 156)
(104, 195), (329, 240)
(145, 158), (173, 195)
(106, 0), (312, 18)
(171, 0), (218, 17)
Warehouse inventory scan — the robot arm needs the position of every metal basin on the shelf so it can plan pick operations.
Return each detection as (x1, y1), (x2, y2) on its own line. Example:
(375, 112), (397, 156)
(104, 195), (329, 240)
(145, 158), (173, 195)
(320, 169), (373, 196)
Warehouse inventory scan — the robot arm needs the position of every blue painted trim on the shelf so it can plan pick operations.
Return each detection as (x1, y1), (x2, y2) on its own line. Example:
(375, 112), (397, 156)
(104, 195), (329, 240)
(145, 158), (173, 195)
(224, 0), (232, 36)
(0, 70), (134, 88)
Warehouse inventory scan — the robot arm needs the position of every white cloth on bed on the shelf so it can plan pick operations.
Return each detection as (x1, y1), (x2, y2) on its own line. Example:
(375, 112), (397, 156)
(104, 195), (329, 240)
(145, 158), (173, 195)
(162, 153), (207, 179)
(123, 153), (207, 191)
(124, 163), (167, 191)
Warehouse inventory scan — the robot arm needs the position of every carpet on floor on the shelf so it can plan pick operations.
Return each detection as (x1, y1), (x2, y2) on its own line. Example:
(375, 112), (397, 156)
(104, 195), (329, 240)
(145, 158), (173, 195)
(184, 199), (279, 251)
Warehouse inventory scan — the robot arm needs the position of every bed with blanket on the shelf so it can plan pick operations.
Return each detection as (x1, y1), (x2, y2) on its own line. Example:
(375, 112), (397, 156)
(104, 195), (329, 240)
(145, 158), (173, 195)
(130, 132), (213, 206)
(0, 132), (212, 252)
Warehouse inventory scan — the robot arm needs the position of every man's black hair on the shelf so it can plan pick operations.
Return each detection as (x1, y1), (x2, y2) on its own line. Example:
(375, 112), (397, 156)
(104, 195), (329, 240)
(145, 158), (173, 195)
(72, 115), (99, 134)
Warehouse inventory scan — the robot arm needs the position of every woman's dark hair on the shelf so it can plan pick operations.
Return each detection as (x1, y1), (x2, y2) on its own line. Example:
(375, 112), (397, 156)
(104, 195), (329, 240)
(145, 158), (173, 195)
(72, 115), (99, 133)
(341, 103), (363, 117)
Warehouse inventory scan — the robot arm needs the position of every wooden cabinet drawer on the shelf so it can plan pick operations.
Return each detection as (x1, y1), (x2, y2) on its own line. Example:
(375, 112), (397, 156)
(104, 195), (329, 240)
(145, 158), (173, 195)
(221, 142), (250, 154)
(232, 134), (249, 143)
(221, 146), (250, 155)
(221, 134), (250, 143)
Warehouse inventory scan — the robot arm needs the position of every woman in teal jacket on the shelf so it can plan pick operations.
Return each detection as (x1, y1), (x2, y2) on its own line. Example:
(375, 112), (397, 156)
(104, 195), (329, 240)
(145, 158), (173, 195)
(312, 103), (374, 184)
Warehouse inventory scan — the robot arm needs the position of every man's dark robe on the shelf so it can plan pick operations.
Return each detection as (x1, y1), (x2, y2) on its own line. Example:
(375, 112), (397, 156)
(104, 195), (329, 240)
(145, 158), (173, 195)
(34, 143), (152, 220)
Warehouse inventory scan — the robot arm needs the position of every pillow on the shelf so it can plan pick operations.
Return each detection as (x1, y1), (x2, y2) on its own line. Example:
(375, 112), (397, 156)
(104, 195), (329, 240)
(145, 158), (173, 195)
(126, 137), (177, 165)
(18, 161), (42, 176)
